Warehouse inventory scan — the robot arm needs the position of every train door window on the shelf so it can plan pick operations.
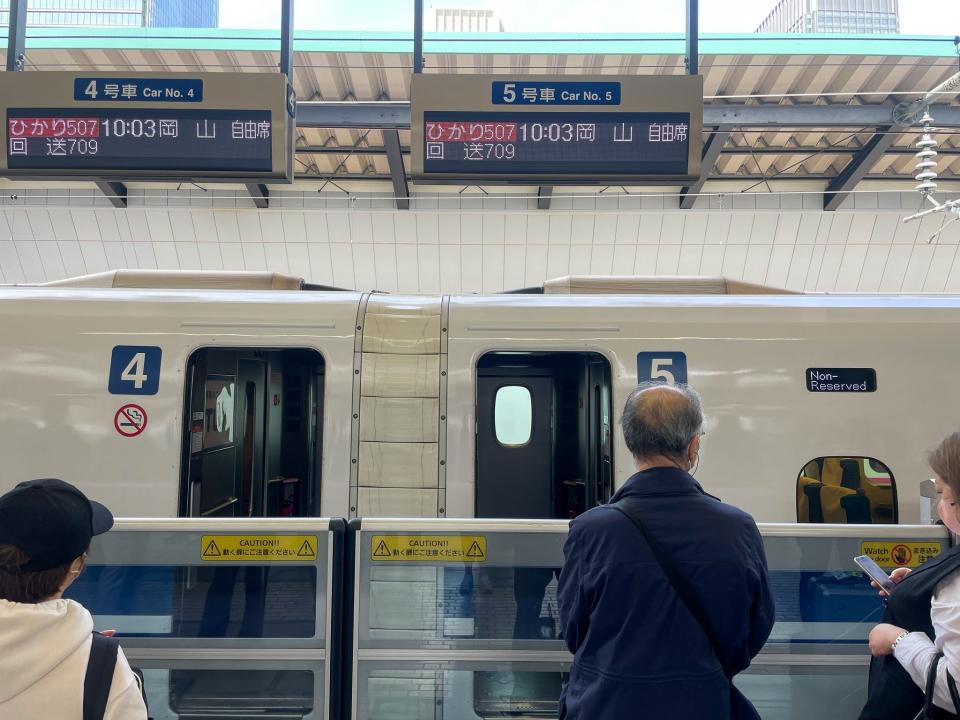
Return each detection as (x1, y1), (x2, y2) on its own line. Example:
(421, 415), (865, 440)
(181, 348), (324, 518)
(476, 351), (613, 519)
(494, 386), (533, 446)
(797, 456), (897, 524)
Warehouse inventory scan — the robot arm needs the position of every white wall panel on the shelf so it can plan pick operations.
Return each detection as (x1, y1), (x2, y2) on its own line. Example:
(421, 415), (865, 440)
(923, 244), (957, 292)
(546, 244), (569, 279)
(878, 244), (913, 291)
(352, 243), (377, 290)
(677, 245), (703, 275)
(699, 244), (726, 276)
(395, 245), (420, 293)
(743, 245), (773, 284)
(460, 245), (483, 292)
(308, 244), (333, 285)
(548, 214), (572, 245)
(3, 189), (960, 294)
(0, 242), (23, 282)
(785, 244), (814, 290)
(858, 245), (890, 292)
(656, 244), (682, 275)
(262, 243), (290, 274)
(435, 245), (456, 294)
(101, 242), (126, 274)
(35, 242), (66, 281)
(197, 242), (223, 271)
(525, 244), (548, 287)
(902, 245), (936, 291)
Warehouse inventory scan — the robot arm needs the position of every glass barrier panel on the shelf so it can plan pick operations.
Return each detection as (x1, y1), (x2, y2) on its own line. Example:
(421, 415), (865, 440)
(130, 661), (322, 720)
(736, 662), (869, 720)
(65, 526), (330, 644)
(762, 530), (947, 649)
(359, 531), (565, 650)
(356, 660), (570, 720)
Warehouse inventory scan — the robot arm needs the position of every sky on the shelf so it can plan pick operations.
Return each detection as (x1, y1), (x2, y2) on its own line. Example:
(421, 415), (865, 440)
(218, 0), (960, 35)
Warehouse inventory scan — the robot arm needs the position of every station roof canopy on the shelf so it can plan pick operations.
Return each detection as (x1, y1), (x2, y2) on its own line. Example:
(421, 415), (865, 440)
(1, 30), (959, 206)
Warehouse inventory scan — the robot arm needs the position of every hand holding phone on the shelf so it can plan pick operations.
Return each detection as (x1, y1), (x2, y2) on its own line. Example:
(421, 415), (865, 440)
(855, 555), (896, 593)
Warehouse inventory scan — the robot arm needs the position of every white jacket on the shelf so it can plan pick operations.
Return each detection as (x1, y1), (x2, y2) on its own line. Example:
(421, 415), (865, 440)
(0, 598), (148, 720)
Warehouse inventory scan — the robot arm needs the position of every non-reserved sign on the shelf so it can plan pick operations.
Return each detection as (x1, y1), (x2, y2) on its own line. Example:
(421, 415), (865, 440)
(806, 368), (877, 393)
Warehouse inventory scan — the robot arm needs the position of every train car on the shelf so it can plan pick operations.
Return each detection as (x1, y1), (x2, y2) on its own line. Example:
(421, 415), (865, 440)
(0, 269), (950, 525)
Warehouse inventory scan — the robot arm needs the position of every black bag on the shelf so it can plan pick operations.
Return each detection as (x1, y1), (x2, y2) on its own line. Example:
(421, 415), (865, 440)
(83, 632), (151, 720)
(919, 651), (960, 720)
(610, 501), (761, 720)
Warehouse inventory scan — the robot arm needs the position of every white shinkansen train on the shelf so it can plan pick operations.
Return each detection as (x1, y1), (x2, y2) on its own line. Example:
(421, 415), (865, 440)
(0, 269), (947, 525)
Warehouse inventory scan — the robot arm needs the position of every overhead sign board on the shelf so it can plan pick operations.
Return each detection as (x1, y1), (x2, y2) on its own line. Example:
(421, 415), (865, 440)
(412, 74), (703, 183)
(1, 72), (293, 182)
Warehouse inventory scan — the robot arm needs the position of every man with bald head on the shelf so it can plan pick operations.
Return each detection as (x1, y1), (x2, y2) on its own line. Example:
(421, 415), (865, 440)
(557, 382), (774, 719)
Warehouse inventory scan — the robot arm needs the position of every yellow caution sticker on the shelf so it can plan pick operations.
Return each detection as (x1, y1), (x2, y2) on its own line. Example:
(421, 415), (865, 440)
(201, 535), (318, 562)
(860, 541), (943, 569)
(371, 535), (487, 562)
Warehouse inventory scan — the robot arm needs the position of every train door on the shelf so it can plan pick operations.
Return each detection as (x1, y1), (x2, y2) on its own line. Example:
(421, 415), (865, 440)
(476, 374), (553, 518)
(475, 351), (613, 519)
(180, 347), (325, 518)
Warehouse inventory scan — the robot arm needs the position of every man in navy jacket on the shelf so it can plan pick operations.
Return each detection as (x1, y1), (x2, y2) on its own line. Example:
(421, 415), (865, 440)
(557, 382), (775, 719)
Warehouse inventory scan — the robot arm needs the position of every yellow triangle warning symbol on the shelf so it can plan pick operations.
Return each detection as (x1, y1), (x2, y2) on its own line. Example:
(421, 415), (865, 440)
(202, 539), (221, 558)
(297, 539), (316, 558)
(466, 540), (485, 559)
(373, 539), (392, 558)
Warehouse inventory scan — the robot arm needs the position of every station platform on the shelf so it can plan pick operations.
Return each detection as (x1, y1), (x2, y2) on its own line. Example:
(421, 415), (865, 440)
(64, 517), (947, 720)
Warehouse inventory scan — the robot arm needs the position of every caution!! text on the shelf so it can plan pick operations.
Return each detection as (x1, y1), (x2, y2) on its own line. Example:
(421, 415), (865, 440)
(371, 535), (486, 562)
(201, 535), (318, 562)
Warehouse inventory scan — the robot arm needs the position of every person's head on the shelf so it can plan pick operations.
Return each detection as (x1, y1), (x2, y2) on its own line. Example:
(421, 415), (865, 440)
(0, 479), (113, 604)
(928, 432), (960, 533)
(620, 382), (705, 472)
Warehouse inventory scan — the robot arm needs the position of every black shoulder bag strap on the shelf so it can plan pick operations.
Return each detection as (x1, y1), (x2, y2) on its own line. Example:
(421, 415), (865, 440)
(920, 650), (960, 719)
(83, 632), (120, 720)
(610, 501), (728, 675)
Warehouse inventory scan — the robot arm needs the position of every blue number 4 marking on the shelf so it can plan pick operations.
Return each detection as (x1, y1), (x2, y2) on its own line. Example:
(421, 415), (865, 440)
(637, 352), (687, 385)
(109, 345), (161, 395)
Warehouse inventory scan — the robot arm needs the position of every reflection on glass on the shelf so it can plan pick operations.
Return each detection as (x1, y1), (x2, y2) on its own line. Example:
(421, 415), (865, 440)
(146, 668), (314, 718)
(66, 565), (318, 638)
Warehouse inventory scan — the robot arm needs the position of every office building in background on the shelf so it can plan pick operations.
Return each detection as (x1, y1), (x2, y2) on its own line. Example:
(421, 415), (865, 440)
(428, 4), (505, 32)
(0, 0), (218, 28)
(757, 0), (899, 34)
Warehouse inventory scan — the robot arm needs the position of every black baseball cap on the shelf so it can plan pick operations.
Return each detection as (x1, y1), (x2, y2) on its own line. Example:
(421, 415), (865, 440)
(0, 479), (113, 572)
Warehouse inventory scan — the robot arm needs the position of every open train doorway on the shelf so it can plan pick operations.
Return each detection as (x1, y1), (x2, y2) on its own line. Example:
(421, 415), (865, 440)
(180, 347), (324, 518)
(476, 351), (613, 519)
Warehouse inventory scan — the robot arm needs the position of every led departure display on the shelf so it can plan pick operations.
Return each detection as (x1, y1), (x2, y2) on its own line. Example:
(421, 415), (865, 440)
(6, 108), (272, 173)
(0, 72), (293, 181)
(422, 111), (691, 176)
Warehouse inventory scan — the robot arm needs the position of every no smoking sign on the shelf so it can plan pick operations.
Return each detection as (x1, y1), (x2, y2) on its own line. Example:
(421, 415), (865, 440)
(114, 403), (147, 437)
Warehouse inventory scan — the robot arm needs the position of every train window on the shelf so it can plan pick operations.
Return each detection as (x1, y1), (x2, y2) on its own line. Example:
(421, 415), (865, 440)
(797, 456), (897, 524)
(494, 385), (533, 446)
(180, 348), (324, 519)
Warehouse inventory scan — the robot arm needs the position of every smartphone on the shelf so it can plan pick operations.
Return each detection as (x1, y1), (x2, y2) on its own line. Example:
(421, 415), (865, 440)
(854, 554), (896, 592)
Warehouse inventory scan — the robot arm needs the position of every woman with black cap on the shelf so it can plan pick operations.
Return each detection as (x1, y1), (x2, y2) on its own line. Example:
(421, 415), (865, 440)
(0, 478), (147, 719)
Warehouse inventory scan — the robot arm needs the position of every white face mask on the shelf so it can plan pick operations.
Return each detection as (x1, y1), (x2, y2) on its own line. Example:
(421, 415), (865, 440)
(939, 498), (960, 535)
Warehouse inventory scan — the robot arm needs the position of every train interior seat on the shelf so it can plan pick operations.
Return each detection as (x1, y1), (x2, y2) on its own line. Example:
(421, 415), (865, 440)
(797, 457), (896, 524)
(475, 351), (613, 520)
(797, 476), (821, 522)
